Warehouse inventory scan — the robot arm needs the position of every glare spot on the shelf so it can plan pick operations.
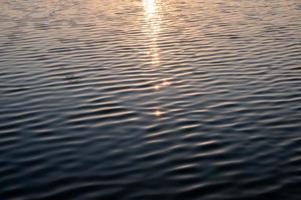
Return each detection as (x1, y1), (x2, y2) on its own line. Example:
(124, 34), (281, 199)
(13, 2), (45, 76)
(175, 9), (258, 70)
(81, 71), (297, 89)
(143, 0), (157, 17)
(155, 109), (162, 117)
(154, 85), (160, 90)
(162, 80), (171, 86)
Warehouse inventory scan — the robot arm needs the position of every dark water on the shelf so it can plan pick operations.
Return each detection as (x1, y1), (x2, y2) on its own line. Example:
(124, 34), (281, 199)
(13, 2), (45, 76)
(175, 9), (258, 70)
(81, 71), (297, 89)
(1, 0), (301, 199)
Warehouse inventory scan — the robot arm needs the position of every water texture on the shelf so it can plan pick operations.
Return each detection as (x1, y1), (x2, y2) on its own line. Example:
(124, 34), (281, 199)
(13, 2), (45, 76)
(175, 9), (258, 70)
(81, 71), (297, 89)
(1, 0), (301, 199)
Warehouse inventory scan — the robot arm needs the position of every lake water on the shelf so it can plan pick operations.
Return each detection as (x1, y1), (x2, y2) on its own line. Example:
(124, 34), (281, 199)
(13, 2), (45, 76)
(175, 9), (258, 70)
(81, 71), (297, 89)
(1, 0), (301, 199)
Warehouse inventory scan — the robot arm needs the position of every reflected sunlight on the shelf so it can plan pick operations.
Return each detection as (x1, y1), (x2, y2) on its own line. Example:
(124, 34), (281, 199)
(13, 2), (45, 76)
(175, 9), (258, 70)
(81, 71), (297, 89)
(154, 79), (171, 90)
(155, 109), (162, 117)
(143, 0), (157, 18)
(143, 0), (169, 118)
(143, 0), (161, 67)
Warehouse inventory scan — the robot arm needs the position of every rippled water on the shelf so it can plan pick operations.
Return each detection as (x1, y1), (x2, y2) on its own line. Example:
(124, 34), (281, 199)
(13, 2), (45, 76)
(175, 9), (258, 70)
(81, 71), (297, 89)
(1, 0), (301, 199)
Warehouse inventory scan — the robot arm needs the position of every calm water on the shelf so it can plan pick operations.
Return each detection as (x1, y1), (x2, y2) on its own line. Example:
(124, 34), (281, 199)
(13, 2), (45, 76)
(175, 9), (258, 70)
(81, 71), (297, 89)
(1, 0), (301, 199)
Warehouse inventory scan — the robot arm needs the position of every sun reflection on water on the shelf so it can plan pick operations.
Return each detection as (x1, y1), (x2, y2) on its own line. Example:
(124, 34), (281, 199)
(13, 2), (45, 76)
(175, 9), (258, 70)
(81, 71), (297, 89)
(143, 0), (170, 118)
(143, 0), (157, 18)
(155, 109), (162, 117)
(143, 0), (161, 68)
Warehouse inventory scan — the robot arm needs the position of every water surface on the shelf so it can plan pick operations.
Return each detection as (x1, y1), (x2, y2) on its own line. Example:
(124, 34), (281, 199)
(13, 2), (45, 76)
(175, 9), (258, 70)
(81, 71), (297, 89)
(1, 0), (301, 199)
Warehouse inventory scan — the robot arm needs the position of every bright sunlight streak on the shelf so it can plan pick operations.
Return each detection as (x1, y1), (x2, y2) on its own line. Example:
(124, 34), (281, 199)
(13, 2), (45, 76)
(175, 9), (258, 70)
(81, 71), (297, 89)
(143, 0), (157, 18)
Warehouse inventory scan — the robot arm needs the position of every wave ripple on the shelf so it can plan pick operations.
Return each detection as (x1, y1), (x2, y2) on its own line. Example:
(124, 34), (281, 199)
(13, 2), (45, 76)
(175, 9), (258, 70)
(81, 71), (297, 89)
(1, 0), (301, 199)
